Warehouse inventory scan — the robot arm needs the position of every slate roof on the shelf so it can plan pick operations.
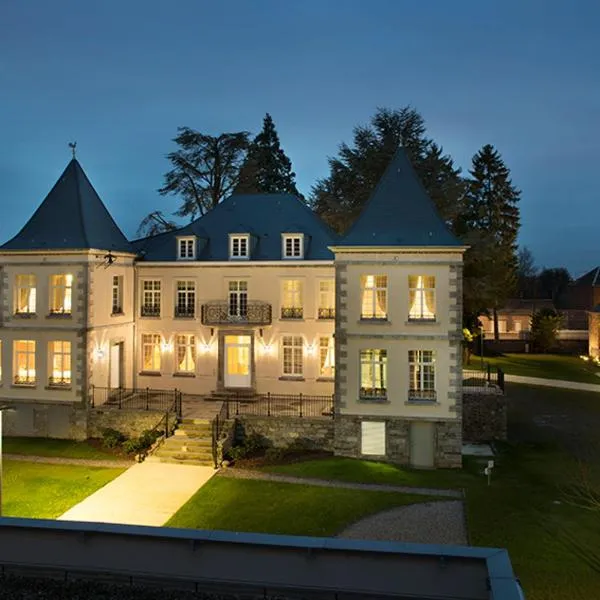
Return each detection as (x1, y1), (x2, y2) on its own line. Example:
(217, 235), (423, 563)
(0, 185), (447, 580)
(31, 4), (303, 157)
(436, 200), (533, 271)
(1, 159), (132, 253)
(338, 147), (461, 247)
(132, 193), (339, 261)
(574, 267), (600, 287)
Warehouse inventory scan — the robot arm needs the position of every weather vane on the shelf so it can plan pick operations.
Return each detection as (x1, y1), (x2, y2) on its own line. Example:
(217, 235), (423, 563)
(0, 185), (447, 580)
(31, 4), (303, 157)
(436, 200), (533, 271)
(68, 141), (77, 158)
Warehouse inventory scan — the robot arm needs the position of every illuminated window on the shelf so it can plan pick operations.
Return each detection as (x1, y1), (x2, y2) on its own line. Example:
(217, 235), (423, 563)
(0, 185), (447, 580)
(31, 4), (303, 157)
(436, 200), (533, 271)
(177, 237), (196, 260)
(49, 341), (71, 386)
(319, 336), (335, 378)
(282, 335), (303, 376)
(49, 274), (73, 314)
(408, 275), (435, 321)
(142, 334), (161, 372)
(176, 334), (196, 374)
(229, 234), (249, 259)
(228, 280), (248, 318)
(361, 275), (387, 320)
(408, 350), (436, 401)
(318, 280), (335, 319)
(141, 280), (161, 317)
(175, 281), (195, 318)
(281, 279), (303, 319)
(282, 234), (303, 259)
(15, 274), (36, 314)
(14, 340), (36, 385)
(112, 276), (123, 314)
(360, 349), (387, 399)
(0, 341), (2, 383)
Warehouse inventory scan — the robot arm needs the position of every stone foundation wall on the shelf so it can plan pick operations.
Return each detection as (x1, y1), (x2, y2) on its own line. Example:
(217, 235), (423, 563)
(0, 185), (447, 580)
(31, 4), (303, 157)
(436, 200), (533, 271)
(87, 409), (167, 439)
(462, 390), (507, 443)
(2, 402), (88, 440)
(236, 416), (334, 450)
(334, 415), (462, 468)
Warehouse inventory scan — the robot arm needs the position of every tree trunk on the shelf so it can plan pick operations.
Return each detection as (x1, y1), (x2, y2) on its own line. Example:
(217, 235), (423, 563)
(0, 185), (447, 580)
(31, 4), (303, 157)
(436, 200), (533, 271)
(493, 306), (499, 342)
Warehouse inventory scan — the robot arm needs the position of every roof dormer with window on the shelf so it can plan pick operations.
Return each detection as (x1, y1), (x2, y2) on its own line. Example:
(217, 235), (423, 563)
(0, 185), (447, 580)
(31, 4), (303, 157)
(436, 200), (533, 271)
(229, 233), (250, 260)
(282, 233), (304, 260)
(177, 236), (196, 260)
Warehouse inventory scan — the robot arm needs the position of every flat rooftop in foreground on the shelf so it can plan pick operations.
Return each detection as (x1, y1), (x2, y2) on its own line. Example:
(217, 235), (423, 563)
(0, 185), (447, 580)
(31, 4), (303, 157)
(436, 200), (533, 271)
(0, 517), (524, 599)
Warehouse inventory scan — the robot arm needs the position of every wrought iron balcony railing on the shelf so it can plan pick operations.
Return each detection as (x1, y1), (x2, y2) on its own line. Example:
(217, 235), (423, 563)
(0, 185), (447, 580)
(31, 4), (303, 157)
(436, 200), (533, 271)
(141, 305), (161, 317)
(174, 306), (195, 319)
(48, 377), (72, 387)
(317, 307), (335, 320)
(201, 301), (272, 326)
(281, 307), (303, 320)
(407, 389), (437, 402)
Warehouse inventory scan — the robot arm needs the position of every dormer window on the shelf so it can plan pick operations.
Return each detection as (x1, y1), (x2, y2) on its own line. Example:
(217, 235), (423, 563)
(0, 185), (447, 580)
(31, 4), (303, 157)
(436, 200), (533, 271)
(177, 237), (196, 260)
(282, 234), (304, 259)
(230, 234), (250, 260)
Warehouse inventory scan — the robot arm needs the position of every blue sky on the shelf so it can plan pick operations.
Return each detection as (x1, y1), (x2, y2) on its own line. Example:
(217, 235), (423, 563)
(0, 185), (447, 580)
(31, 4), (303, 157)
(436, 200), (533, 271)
(1, 0), (598, 276)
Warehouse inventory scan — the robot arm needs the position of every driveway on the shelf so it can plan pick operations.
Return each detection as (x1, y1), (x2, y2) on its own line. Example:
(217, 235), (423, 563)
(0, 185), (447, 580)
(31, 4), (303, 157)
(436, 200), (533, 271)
(58, 462), (215, 526)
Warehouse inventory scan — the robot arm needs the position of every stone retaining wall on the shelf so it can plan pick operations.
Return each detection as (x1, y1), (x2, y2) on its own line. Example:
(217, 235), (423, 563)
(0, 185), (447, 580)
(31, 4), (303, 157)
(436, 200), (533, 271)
(2, 402), (87, 440)
(236, 416), (334, 450)
(87, 409), (167, 439)
(462, 390), (507, 442)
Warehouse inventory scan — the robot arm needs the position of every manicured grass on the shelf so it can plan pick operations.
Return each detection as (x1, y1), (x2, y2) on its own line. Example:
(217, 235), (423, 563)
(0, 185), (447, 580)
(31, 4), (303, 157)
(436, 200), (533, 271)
(260, 449), (600, 599)
(3, 460), (126, 519)
(166, 477), (437, 537)
(466, 353), (600, 384)
(3, 437), (131, 461)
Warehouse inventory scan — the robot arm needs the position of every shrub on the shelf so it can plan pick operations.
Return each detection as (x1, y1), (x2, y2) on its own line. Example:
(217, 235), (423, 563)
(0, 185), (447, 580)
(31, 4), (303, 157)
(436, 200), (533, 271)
(139, 429), (161, 449)
(228, 432), (269, 461)
(122, 438), (143, 455)
(530, 308), (563, 352)
(101, 428), (126, 449)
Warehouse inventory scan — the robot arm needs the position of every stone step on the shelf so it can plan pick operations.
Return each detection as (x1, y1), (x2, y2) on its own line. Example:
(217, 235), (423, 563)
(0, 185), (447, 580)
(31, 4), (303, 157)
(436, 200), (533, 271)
(179, 418), (212, 425)
(162, 437), (213, 449)
(154, 447), (213, 460)
(174, 428), (212, 438)
(145, 455), (214, 466)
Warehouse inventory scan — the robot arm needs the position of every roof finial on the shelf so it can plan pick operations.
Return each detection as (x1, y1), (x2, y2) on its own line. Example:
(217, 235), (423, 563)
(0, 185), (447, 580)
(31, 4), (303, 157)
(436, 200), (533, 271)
(68, 141), (77, 159)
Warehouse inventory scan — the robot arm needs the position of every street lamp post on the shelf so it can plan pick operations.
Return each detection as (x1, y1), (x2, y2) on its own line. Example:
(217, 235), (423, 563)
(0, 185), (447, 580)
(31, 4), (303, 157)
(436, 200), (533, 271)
(0, 405), (16, 517)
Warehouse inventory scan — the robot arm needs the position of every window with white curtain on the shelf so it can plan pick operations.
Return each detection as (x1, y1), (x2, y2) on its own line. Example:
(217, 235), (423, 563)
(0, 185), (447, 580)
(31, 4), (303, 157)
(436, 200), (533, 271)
(360, 349), (387, 399)
(49, 341), (71, 386)
(319, 336), (335, 378)
(175, 334), (196, 374)
(14, 340), (36, 385)
(360, 275), (387, 319)
(408, 275), (436, 320)
(50, 274), (73, 314)
(142, 334), (161, 372)
(15, 274), (36, 314)
(408, 350), (436, 401)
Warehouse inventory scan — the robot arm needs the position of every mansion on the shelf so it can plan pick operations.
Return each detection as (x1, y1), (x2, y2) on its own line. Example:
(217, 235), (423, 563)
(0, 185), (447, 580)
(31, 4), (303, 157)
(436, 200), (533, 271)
(0, 148), (466, 467)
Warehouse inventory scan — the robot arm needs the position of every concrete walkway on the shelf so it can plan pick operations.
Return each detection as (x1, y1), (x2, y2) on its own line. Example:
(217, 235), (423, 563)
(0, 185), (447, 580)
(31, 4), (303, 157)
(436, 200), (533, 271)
(59, 462), (215, 526)
(504, 373), (600, 392)
(217, 468), (462, 498)
(4, 454), (133, 468)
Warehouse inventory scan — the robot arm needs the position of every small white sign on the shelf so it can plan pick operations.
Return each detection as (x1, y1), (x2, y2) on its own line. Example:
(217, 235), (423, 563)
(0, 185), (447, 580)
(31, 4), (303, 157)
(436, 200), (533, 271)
(361, 421), (386, 455)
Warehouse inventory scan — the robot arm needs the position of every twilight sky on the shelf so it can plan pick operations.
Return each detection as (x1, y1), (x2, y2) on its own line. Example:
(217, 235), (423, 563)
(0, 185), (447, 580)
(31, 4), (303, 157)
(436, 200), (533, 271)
(1, 0), (598, 277)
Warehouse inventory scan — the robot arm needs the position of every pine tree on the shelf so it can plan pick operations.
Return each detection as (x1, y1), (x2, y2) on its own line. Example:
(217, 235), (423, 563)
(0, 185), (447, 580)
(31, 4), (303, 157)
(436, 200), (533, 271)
(235, 113), (299, 196)
(463, 144), (521, 338)
(310, 107), (464, 234)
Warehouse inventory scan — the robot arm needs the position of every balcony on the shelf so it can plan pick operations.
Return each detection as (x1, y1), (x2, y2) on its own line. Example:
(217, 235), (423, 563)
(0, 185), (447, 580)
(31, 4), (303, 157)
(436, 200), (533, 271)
(281, 307), (303, 320)
(201, 301), (272, 326)
(317, 307), (335, 320)
(141, 305), (160, 317)
(174, 306), (195, 319)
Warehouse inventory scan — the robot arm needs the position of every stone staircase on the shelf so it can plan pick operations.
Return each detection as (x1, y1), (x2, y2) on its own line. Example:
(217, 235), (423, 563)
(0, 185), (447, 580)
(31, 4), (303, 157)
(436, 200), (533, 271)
(147, 418), (214, 466)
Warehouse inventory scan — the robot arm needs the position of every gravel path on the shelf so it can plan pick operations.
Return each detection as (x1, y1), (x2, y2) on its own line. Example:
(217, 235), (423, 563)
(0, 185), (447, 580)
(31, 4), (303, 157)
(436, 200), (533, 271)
(218, 468), (462, 498)
(4, 454), (133, 468)
(338, 500), (468, 545)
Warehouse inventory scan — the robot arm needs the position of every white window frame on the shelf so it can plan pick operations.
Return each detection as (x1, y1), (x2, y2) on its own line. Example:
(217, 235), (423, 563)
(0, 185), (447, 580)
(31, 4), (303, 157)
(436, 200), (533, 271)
(141, 333), (162, 373)
(408, 350), (436, 401)
(228, 280), (248, 318)
(281, 279), (303, 319)
(360, 275), (388, 320)
(229, 234), (250, 260)
(408, 275), (436, 321)
(15, 274), (37, 315)
(49, 274), (73, 315)
(175, 280), (196, 318)
(319, 336), (335, 379)
(359, 349), (387, 399)
(281, 335), (304, 377)
(112, 275), (123, 315)
(177, 236), (196, 260)
(14, 339), (36, 385)
(175, 334), (196, 374)
(317, 279), (335, 319)
(49, 340), (72, 387)
(141, 280), (161, 317)
(282, 233), (304, 259)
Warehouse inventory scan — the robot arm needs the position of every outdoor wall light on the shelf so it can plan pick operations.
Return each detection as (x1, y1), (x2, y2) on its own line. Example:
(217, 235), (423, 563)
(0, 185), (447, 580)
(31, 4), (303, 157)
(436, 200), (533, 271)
(200, 343), (212, 353)
(305, 344), (316, 356)
(94, 347), (105, 360)
(161, 342), (173, 352)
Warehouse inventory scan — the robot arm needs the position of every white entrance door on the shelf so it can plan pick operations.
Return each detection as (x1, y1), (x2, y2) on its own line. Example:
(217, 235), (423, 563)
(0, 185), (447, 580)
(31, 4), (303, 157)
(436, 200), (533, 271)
(109, 343), (122, 389)
(224, 335), (251, 388)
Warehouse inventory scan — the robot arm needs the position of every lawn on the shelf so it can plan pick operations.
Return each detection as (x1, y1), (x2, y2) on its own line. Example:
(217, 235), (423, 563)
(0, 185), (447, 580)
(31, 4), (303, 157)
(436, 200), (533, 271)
(467, 353), (600, 384)
(166, 477), (437, 537)
(3, 460), (126, 519)
(3, 437), (131, 461)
